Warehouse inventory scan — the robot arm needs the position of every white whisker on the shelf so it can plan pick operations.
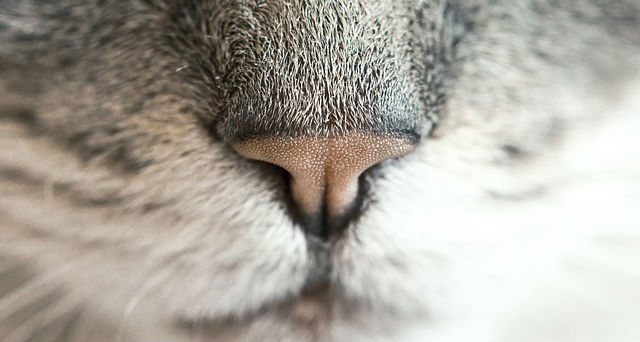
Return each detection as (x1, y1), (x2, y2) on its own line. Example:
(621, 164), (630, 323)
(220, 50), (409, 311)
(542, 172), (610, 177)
(0, 262), (75, 323)
(114, 268), (174, 341)
(2, 294), (79, 341)
(0, 257), (22, 274)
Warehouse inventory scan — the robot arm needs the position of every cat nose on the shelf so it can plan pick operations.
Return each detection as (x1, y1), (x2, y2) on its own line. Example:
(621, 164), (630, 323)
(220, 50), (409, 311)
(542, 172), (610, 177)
(232, 133), (415, 239)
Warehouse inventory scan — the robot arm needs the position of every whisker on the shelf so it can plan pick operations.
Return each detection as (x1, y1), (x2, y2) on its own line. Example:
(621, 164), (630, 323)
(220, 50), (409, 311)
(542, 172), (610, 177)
(0, 257), (22, 274)
(114, 267), (174, 341)
(2, 293), (79, 341)
(53, 307), (83, 341)
(0, 262), (76, 323)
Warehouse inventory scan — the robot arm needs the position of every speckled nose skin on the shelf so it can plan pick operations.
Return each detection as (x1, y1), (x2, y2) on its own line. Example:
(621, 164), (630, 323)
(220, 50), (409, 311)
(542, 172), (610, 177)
(233, 133), (415, 238)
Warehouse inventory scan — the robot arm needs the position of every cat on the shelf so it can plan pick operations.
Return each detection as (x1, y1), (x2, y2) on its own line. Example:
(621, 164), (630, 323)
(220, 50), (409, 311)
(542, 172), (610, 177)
(1, 0), (640, 340)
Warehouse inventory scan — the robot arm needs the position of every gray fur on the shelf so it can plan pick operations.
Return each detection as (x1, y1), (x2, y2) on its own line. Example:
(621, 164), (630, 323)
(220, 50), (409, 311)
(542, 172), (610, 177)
(1, 0), (640, 340)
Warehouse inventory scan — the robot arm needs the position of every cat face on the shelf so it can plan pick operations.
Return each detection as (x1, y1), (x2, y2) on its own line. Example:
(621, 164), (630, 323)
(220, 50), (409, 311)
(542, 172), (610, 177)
(1, 0), (639, 340)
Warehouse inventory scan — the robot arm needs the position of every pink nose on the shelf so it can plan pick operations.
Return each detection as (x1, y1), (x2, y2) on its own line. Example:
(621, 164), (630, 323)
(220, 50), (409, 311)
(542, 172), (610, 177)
(233, 133), (415, 237)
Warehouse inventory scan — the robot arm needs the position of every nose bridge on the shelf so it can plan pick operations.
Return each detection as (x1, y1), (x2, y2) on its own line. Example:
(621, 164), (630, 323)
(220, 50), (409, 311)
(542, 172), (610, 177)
(232, 133), (415, 238)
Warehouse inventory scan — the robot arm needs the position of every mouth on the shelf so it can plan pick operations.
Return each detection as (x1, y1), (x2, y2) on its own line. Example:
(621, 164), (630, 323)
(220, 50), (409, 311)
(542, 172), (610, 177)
(174, 281), (336, 340)
(170, 234), (351, 339)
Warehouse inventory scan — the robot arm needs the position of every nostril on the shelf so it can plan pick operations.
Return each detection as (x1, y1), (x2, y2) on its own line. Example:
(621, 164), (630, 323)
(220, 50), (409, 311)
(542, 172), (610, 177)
(232, 132), (416, 240)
